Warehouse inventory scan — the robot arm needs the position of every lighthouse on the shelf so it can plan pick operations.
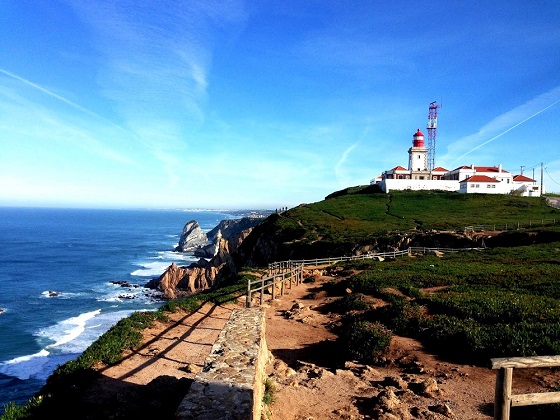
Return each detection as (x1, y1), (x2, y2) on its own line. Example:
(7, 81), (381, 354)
(408, 129), (429, 179)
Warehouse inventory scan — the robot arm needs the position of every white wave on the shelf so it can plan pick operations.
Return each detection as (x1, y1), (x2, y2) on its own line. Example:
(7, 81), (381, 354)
(131, 249), (198, 277)
(40, 290), (84, 299)
(0, 349), (50, 380)
(130, 261), (172, 277)
(37, 309), (137, 355)
(0, 309), (136, 381)
(39, 309), (101, 350)
(97, 286), (162, 304)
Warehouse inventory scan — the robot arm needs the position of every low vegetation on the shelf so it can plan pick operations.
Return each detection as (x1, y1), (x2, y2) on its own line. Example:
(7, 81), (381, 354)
(327, 242), (560, 365)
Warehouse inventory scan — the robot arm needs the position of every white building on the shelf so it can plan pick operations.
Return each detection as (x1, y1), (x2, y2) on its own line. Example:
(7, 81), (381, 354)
(373, 129), (541, 196)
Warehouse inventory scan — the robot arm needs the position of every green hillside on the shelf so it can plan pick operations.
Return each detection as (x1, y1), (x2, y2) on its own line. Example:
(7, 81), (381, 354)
(237, 187), (560, 265)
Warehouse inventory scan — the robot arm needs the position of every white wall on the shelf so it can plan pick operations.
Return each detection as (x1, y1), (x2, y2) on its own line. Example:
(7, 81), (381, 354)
(380, 179), (459, 193)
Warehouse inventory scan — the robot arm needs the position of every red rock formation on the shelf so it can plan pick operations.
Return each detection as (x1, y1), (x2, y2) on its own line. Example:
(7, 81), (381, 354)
(149, 230), (251, 299)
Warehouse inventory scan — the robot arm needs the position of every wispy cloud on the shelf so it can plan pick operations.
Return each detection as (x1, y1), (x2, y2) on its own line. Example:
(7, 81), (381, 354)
(0, 76), (136, 166)
(0, 68), (108, 122)
(67, 1), (246, 126)
(447, 87), (560, 165)
(335, 143), (358, 184)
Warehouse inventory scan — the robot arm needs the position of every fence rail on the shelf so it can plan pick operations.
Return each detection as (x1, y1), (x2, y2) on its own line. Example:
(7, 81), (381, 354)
(465, 219), (558, 232)
(247, 247), (478, 307)
(491, 355), (560, 419)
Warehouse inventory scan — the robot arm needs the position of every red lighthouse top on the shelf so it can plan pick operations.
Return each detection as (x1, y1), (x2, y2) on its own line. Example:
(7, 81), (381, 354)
(412, 128), (424, 147)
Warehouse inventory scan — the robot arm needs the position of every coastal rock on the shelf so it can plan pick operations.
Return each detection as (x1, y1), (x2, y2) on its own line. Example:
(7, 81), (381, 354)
(145, 262), (216, 299)
(175, 220), (208, 252)
(194, 217), (262, 258)
(193, 230), (222, 258)
(149, 216), (265, 298)
(206, 217), (262, 247)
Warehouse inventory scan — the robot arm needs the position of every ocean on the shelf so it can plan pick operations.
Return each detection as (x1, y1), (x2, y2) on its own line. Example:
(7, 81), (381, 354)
(0, 207), (240, 413)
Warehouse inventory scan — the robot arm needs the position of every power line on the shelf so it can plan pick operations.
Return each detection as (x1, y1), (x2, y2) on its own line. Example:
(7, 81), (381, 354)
(545, 167), (560, 185)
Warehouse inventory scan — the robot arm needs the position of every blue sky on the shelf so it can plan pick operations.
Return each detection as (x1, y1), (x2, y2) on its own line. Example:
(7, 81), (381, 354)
(1, 1), (559, 209)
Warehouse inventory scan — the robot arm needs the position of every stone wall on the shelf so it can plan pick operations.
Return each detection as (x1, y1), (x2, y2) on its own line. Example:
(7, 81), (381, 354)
(176, 307), (269, 419)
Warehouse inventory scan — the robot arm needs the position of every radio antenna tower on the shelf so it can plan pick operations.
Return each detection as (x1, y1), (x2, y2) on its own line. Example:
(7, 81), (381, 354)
(427, 101), (440, 171)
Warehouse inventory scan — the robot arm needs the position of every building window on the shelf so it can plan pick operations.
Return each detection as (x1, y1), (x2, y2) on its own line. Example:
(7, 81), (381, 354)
(475, 184), (480, 188)
(470, 184), (475, 188)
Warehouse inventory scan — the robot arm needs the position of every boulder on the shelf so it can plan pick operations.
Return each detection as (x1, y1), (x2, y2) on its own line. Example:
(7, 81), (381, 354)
(175, 220), (208, 252)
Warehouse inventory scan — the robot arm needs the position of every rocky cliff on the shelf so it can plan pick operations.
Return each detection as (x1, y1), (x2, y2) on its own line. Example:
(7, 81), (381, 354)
(175, 220), (208, 252)
(194, 217), (263, 258)
(147, 217), (263, 299)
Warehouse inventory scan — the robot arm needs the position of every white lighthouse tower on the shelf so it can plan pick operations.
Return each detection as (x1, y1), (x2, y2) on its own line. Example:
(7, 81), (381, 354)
(408, 129), (430, 180)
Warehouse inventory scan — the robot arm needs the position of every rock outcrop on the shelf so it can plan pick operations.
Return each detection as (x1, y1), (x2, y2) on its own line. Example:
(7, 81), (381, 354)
(194, 217), (263, 258)
(175, 220), (208, 252)
(146, 261), (223, 299)
(148, 217), (264, 299)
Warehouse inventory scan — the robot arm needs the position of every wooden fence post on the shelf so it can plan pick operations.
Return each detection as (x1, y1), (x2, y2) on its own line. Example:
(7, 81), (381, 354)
(494, 367), (512, 420)
(260, 277), (265, 305)
(246, 280), (252, 308)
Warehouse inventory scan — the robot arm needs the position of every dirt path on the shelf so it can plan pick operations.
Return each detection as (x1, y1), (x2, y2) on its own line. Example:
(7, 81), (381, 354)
(97, 302), (236, 384)
(74, 302), (240, 419)
(262, 276), (534, 420)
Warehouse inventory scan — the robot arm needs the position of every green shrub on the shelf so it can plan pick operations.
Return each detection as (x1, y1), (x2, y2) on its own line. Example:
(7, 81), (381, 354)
(262, 377), (276, 405)
(343, 320), (392, 361)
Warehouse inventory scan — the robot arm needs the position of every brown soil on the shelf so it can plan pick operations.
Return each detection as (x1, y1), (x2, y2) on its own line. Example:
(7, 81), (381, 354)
(60, 271), (560, 419)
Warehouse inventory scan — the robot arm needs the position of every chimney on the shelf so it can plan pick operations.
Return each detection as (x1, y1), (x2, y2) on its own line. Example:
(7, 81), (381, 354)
(498, 164), (502, 173)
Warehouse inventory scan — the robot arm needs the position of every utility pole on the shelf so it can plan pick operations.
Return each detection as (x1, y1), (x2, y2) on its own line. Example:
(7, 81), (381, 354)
(520, 165), (524, 175)
(541, 162), (544, 195)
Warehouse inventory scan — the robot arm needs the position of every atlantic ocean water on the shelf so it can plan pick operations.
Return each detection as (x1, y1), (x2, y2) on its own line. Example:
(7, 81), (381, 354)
(0, 207), (238, 412)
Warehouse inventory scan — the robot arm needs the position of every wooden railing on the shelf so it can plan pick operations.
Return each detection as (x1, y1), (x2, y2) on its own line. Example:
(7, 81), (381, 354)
(247, 247), (478, 307)
(491, 355), (560, 419)
(465, 218), (558, 232)
(246, 262), (304, 308)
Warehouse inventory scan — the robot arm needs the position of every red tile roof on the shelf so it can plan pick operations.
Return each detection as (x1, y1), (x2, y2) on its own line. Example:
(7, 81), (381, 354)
(450, 165), (510, 173)
(460, 175), (500, 183)
(391, 165), (408, 171)
(432, 166), (448, 172)
(513, 174), (535, 182)
(475, 166), (509, 173)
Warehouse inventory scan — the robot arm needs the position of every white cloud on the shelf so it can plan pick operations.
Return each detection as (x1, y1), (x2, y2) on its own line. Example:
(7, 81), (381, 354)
(443, 86), (560, 166)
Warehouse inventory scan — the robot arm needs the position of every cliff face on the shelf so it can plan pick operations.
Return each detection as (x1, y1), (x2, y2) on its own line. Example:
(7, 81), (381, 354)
(194, 217), (262, 258)
(148, 217), (262, 299)
(175, 220), (208, 252)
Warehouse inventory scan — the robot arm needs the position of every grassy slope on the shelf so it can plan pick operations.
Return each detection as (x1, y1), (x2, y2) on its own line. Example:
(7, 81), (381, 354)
(238, 187), (560, 264)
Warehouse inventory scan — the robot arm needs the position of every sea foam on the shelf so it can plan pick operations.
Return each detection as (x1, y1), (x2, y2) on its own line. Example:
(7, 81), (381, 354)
(0, 309), (139, 381)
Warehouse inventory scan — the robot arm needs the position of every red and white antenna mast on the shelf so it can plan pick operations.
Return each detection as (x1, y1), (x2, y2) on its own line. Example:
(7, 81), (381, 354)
(427, 101), (439, 171)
